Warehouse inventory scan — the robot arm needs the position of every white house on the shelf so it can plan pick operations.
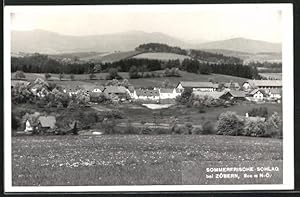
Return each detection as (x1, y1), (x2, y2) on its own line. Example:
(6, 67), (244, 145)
(176, 81), (218, 93)
(159, 88), (181, 99)
(248, 89), (265, 101)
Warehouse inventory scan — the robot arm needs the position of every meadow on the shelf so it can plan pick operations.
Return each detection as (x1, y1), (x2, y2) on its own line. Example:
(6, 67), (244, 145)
(12, 70), (248, 88)
(132, 52), (191, 61)
(12, 135), (282, 186)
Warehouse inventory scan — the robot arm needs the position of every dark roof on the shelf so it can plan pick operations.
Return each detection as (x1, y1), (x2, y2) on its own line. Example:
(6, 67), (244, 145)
(103, 86), (128, 94)
(160, 88), (174, 93)
(249, 89), (266, 95)
(178, 81), (218, 88)
(38, 116), (56, 129)
(194, 91), (227, 99)
(225, 90), (246, 98)
(136, 89), (159, 97)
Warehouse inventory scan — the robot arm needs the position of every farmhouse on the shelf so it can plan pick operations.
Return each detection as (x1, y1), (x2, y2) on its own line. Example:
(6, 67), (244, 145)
(176, 81), (218, 93)
(242, 80), (282, 90)
(220, 90), (246, 101)
(248, 89), (266, 101)
(159, 88), (181, 99)
(133, 89), (160, 100)
(37, 116), (56, 132)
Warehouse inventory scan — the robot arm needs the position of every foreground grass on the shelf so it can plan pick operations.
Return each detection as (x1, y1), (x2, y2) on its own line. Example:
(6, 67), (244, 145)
(12, 135), (282, 186)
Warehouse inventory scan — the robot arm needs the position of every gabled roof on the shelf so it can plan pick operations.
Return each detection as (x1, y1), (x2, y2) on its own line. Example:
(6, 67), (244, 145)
(38, 116), (56, 129)
(244, 80), (282, 87)
(249, 89), (266, 96)
(224, 90), (246, 98)
(178, 81), (218, 88)
(136, 89), (159, 97)
(103, 86), (128, 94)
(160, 88), (174, 93)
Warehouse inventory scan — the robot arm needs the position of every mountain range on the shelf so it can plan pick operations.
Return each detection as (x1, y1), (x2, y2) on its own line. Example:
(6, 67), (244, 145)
(11, 29), (281, 54)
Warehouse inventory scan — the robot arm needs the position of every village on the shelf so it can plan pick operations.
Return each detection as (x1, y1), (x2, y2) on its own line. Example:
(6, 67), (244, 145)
(11, 76), (282, 136)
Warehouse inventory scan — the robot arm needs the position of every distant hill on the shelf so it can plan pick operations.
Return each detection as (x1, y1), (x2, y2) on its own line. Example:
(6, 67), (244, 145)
(194, 38), (281, 53)
(11, 29), (189, 54)
(200, 49), (281, 63)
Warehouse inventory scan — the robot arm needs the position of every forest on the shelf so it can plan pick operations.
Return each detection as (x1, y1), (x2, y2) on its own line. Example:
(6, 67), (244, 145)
(11, 53), (260, 79)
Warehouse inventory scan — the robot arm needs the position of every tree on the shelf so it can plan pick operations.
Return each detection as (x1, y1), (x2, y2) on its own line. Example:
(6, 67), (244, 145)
(70, 74), (75, 81)
(59, 73), (64, 81)
(216, 111), (244, 136)
(176, 88), (192, 104)
(162, 79), (171, 88)
(129, 65), (140, 79)
(15, 70), (26, 79)
(95, 64), (102, 72)
(45, 73), (51, 80)
(106, 68), (121, 80)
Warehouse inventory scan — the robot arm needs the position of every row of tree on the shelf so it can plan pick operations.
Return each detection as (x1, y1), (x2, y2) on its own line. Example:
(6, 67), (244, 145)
(12, 53), (260, 79)
(136, 43), (243, 64)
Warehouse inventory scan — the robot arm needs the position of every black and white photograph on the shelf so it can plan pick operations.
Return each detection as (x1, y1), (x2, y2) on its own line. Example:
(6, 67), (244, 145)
(4, 4), (294, 192)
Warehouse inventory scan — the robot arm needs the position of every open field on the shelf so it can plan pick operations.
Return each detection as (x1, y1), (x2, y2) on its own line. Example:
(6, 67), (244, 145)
(116, 102), (282, 125)
(12, 135), (282, 186)
(94, 51), (143, 63)
(132, 52), (191, 61)
(12, 70), (248, 88)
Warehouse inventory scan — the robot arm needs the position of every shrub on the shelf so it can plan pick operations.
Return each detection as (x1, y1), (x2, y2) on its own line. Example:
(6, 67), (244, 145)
(191, 126), (203, 135)
(45, 73), (51, 80)
(216, 111), (244, 136)
(140, 127), (152, 134)
(89, 73), (96, 80)
(202, 121), (215, 134)
(123, 121), (139, 134)
(12, 113), (20, 130)
(265, 112), (283, 138)
(243, 120), (268, 137)
(102, 118), (116, 134)
(104, 110), (124, 119)
(15, 70), (26, 79)
(248, 107), (268, 118)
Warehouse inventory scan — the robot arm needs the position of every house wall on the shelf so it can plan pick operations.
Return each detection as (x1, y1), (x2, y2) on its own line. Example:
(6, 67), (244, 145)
(253, 92), (264, 100)
(192, 87), (215, 92)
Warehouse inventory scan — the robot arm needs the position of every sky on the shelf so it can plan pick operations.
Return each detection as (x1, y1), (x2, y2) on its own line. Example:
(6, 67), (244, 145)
(10, 5), (282, 43)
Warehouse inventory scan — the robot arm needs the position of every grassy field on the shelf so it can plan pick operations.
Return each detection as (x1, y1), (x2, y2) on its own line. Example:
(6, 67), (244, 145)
(12, 70), (248, 88)
(132, 52), (191, 61)
(116, 102), (282, 125)
(12, 135), (282, 186)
